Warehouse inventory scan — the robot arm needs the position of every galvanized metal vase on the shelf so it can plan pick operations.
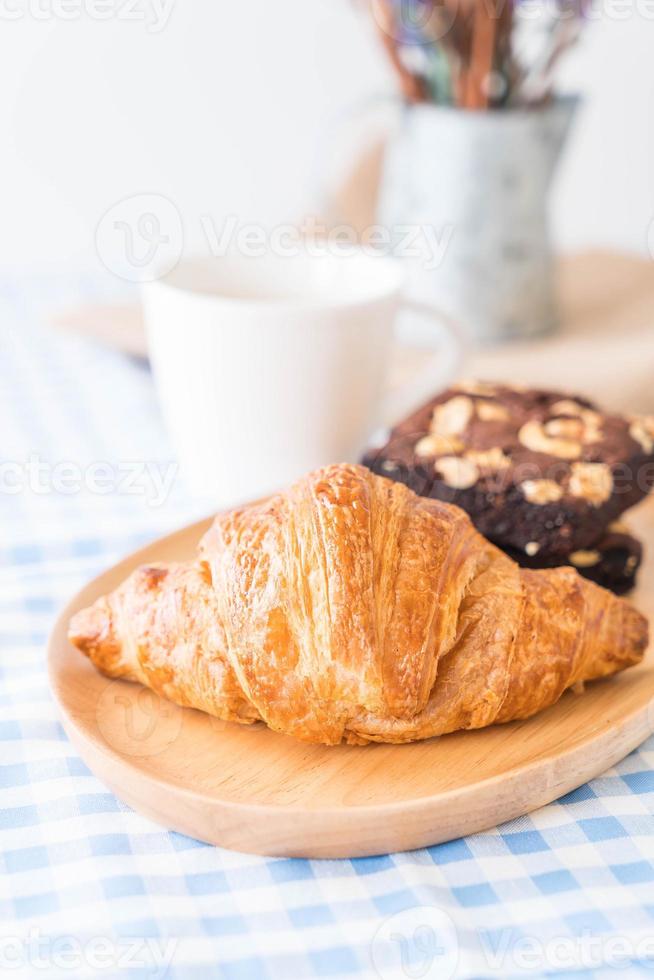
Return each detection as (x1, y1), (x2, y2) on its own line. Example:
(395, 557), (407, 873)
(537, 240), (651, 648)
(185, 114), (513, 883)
(378, 98), (577, 343)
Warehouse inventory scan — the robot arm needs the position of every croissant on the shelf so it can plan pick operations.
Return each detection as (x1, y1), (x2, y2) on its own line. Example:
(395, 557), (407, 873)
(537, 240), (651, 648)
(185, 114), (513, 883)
(69, 464), (648, 746)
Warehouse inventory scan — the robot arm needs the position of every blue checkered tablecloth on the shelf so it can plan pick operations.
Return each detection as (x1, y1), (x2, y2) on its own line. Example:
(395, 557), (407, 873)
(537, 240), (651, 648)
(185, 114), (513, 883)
(2, 275), (654, 980)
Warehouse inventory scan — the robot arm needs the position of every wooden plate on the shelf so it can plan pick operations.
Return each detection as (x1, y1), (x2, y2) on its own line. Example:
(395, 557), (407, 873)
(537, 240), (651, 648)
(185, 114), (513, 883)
(48, 502), (654, 858)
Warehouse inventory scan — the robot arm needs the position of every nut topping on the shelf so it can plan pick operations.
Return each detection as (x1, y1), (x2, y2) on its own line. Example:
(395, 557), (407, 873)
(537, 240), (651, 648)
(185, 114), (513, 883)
(569, 549), (601, 568)
(518, 420), (582, 460)
(544, 418), (584, 440)
(580, 409), (601, 427)
(476, 400), (510, 422)
(630, 418), (654, 454)
(582, 420), (603, 444)
(520, 479), (564, 505)
(550, 401), (603, 442)
(465, 447), (510, 471)
(430, 396), (474, 436)
(414, 433), (464, 457)
(435, 456), (479, 489)
(525, 541), (540, 556)
(569, 462), (613, 506)
(550, 399), (585, 417)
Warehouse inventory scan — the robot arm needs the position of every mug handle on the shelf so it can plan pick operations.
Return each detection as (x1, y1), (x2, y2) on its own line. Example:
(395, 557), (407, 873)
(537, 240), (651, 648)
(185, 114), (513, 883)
(379, 298), (467, 429)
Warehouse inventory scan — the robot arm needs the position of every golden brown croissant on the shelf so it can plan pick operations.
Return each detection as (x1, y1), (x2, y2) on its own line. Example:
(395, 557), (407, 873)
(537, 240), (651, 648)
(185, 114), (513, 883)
(69, 464), (648, 745)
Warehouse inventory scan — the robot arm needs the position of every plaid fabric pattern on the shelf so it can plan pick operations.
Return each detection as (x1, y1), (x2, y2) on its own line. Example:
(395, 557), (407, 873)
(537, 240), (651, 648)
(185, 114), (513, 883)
(2, 277), (654, 979)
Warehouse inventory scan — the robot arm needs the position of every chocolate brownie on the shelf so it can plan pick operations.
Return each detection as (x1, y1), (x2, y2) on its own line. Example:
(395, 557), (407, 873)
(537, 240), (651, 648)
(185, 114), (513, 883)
(362, 381), (654, 556)
(503, 523), (643, 595)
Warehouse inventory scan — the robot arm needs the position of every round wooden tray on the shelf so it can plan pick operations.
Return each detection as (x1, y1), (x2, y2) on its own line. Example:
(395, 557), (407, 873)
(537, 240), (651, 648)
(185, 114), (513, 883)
(48, 503), (654, 858)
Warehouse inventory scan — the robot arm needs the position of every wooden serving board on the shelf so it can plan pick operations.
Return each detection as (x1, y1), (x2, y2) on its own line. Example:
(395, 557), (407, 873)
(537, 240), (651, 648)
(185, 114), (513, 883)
(48, 501), (654, 858)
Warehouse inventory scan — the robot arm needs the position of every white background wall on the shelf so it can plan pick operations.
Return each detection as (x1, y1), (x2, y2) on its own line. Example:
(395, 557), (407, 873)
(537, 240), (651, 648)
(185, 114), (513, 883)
(1, 0), (653, 271)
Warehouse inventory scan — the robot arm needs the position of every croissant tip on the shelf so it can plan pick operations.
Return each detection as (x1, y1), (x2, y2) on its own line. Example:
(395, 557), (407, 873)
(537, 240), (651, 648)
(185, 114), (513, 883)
(68, 606), (101, 651)
(68, 600), (121, 669)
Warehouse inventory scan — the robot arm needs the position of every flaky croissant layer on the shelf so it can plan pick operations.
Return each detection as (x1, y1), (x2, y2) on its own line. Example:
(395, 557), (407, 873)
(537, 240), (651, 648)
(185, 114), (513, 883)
(69, 464), (648, 745)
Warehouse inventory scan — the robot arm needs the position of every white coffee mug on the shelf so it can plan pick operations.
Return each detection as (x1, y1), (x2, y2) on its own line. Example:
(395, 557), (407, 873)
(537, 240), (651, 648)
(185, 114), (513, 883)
(142, 248), (464, 506)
